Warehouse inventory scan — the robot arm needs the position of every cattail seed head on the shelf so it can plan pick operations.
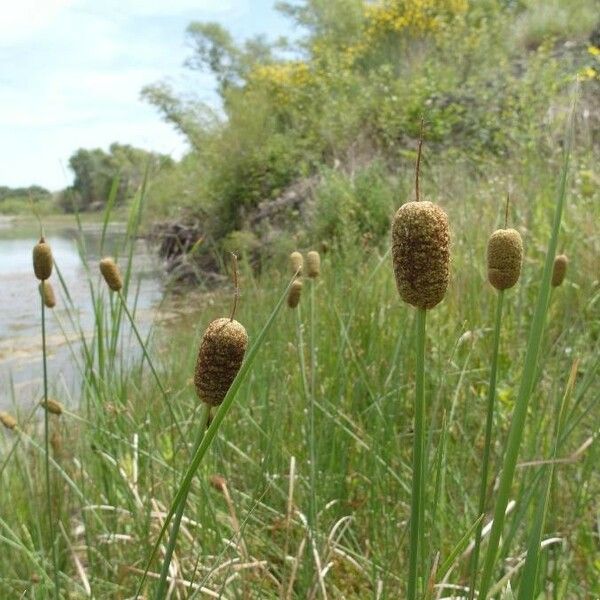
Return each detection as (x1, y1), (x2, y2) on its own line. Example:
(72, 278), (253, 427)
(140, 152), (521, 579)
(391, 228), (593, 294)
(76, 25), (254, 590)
(99, 257), (123, 292)
(51, 429), (63, 458)
(0, 412), (17, 430)
(194, 318), (248, 407)
(33, 237), (53, 281)
(40, 399), (63, 415)
(306, 251), (321, 278)
(287, 279), (303, 308)
(39, 281), (57, 308)
(391, 201), (450, 309)
(486, 228), (523, 290)
(290, 251), (303, 277)
(551, 254), (568, 287)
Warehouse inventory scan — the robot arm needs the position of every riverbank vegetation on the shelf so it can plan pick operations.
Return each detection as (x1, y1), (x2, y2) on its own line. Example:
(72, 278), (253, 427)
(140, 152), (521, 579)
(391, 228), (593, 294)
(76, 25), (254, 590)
(0, 0), (599, 597)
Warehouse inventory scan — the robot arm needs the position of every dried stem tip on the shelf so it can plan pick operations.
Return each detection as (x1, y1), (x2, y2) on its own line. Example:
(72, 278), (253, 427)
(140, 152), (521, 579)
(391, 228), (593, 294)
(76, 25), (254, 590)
(40, 399), (63, 416)
(487, 228), (523, 290)
(194, 318), (248, 407)
(551, 254), (568, 287)
(287, 279), (303, 308)
(39, 281), (57, 309)
(306, 251), (321, 278)
(391, 201), (450, 309)
(290, 251), (303, 277)
(99, 257), (123, 292)
(32, 237), (53, 281)
(0, 412), (17, 430)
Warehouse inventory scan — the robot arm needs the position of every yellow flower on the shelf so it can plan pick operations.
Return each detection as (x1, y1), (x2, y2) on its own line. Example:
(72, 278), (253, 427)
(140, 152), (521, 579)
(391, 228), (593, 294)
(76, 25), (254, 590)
(588, 45), (600, 56)
(577, 66), (598, 81)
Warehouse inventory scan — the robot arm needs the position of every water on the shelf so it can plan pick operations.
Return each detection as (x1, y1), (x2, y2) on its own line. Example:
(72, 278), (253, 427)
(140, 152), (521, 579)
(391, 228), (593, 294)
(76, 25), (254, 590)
(0, 216), (164, 412)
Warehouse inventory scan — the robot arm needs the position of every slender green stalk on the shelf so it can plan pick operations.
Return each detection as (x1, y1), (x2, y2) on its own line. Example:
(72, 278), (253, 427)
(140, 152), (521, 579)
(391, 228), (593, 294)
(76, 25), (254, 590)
(117, 291), (185, 443)
(469, 289), (505, 598)
(135, 275), (291, 598)
(408, 308), (427, 600)
(155, 403), (210, 600)
(308, 279), (318, 537)
(41, 296), (60, 600)
(478, 116), (572, 598)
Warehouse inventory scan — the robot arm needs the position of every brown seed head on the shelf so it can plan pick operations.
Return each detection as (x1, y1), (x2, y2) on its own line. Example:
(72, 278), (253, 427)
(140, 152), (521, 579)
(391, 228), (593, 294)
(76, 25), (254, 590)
(50, 429), (63, 458)
(33, 237), (53, 281)
(39, 281), (57, 308)
(306, 251), (321, 278)
(391, 201), (450, 309)
(0, 412), (17, 430)
(551, 254), (568, 287)
(287, 279), (303, 309)
(99, 257), (123, 292)
(194, 318), (248, 407)
(209, 474), (227, 492)
(487, 228), (523, 290)
(40, 399), (63, 416)
(290, 251), (303, 277)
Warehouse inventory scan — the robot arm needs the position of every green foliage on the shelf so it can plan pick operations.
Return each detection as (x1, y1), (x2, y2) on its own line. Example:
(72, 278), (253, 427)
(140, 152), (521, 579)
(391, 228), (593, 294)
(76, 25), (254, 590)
(144, 0), (598, 248)
(58, 143), (173, 212)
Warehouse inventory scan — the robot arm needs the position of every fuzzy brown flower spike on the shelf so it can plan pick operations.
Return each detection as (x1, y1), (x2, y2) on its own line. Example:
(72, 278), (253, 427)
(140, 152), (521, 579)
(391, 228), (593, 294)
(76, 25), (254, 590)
(306, 251), (321, 278)
(487, 229), (523, 290)
(194, 318), (248, 407)
(290, 252), (303, 277)
(551, 254), (568, 287)
(40, 399), (63, 416)
(39, 281), (57, 309)
(391, 201), (450, 309)
(99, 257), (123, 292)
(33, 237), (53, 281)
(287, 279), (303, 308)
(0, 412), (17, 430)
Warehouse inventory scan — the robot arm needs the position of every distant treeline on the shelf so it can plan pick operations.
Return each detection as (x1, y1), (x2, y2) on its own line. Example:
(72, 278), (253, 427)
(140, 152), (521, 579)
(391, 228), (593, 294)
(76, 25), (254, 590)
(0, 185), (51, 202)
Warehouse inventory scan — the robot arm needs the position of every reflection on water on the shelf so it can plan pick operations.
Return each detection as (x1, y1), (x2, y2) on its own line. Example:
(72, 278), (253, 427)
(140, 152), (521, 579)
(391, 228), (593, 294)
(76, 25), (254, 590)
(0, 216), (163, 412)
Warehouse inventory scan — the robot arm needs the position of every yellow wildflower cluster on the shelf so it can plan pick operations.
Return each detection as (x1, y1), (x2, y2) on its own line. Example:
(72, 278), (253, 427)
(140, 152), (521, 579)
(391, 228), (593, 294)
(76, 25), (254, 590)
(249, 62), (313, 104)
(577, 46), (599, 81)
(363, 0), (468, 37)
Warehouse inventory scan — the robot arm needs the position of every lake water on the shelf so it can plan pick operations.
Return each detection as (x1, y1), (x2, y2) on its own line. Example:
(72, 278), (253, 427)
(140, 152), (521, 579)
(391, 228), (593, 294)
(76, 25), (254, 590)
(0, 216), (164, 412)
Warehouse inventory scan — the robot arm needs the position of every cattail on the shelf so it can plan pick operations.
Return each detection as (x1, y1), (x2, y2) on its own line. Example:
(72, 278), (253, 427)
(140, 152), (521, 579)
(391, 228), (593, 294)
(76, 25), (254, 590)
(551, 254), (568, 287)
(99, 257), (123, 292)
(306, 251), (321, 278)
(290, 251), (303, 277)
(391, 201), (450, 309)
(0, 411), (17, 430)
(287, 279), (303, 308)
(40, 399), (63, 416)
(50, 429), (63, 458)
(39, 281), (57, 308)
(194, 318), (248, 407)
(486, 228), (523, 290)
(33, 237), (53, 281)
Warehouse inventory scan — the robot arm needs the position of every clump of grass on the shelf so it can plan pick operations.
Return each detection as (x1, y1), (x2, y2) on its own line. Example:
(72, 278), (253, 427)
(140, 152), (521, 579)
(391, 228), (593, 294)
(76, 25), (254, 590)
(391, 124), (450, 599)
(306, 250), (321, 278)
(39, 281), (57, 309)
(99, 257), (123, 291)
(551, 253), (568, 287)
(290, 251), (304, 276)
(287, 279), (303, 308)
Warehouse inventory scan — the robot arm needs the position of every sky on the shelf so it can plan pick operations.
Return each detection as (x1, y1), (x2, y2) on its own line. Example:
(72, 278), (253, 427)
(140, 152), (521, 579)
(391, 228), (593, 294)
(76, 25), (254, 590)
(0, 0), (293, 190)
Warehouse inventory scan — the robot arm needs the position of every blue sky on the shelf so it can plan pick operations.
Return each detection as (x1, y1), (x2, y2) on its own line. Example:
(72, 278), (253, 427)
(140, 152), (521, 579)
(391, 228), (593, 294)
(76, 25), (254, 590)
(0, 0), (293, 190)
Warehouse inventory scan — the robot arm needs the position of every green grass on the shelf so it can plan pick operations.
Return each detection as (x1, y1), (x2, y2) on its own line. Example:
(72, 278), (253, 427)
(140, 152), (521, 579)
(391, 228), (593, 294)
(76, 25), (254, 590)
(0, 148), (598, 599)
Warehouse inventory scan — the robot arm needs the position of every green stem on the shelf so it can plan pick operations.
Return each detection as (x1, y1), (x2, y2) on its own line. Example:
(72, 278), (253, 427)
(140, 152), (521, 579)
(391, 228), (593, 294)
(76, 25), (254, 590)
(117, 291), (185, 444)
(154, 403), (210, 600)
(408, 308), (427, 600)
(469, 289), (504, 599)
(42, 295), (60, 600)
(309, 279), (318, 536)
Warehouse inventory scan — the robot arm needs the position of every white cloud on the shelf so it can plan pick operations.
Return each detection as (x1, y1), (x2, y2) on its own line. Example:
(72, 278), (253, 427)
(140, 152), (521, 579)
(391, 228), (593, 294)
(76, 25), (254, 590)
(0, 0), (75, 45)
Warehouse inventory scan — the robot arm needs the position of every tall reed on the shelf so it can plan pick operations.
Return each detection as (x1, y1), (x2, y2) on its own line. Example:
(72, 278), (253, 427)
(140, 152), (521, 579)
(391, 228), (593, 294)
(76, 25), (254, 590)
(33, 236), (60, 600)
(391, 127), (450, 599)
